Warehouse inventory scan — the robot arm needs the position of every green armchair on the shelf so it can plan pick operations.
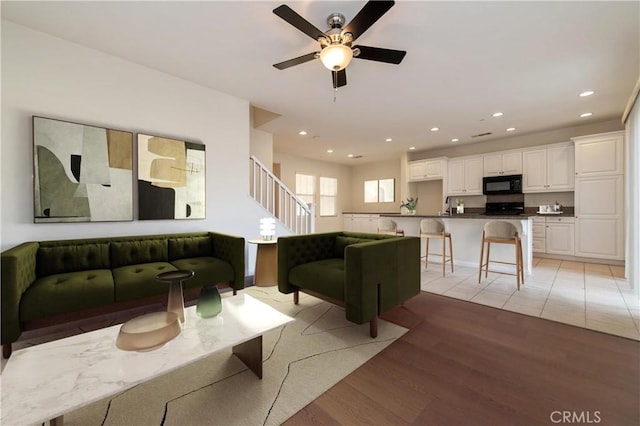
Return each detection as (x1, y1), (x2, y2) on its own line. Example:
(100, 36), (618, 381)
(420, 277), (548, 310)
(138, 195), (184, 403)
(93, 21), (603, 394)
(278, 231), (420, 337)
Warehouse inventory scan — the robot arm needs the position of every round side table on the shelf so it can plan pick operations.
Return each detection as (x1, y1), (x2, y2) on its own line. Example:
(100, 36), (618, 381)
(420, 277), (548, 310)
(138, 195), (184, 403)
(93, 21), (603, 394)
(248, 238), (278, 286)
(156, 270), (194, 323)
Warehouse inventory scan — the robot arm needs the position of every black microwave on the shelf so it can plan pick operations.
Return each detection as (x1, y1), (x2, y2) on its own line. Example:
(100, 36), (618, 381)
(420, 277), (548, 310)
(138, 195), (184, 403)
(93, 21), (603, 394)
(482, 174), (523, 195)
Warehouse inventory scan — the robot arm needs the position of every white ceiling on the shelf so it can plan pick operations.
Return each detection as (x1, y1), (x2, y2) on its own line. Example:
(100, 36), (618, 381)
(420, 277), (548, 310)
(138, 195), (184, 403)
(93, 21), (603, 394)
(2, 1), (638, 165)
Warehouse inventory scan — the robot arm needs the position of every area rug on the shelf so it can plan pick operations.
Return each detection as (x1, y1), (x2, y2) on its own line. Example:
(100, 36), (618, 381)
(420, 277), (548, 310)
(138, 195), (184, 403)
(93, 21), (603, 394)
(59, 286), (407, 425)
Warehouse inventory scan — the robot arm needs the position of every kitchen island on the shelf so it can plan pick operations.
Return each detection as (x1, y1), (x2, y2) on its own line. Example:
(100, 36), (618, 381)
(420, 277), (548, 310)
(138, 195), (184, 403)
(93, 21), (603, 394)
(381, 213), (534, 275)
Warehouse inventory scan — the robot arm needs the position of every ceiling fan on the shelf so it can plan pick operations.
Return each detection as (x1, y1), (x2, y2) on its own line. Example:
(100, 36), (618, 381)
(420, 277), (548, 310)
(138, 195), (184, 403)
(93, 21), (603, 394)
(272, 1), (407, 88)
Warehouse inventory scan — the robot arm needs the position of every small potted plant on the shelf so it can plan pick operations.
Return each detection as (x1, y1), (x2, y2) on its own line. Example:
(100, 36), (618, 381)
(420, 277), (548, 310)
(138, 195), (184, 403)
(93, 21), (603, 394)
(456, 199), (464, 214)
(401, 197), (418, 215)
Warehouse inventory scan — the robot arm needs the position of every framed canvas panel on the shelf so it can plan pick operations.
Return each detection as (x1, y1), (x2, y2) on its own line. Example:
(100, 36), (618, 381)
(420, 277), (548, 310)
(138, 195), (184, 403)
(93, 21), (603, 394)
(137, 134), (206, 220)
(33, 116), (133, 223)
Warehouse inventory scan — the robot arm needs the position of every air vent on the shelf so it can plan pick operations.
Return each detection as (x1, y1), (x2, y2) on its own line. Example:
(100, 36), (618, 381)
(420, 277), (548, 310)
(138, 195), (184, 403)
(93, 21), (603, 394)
(472, 132), (492, 138)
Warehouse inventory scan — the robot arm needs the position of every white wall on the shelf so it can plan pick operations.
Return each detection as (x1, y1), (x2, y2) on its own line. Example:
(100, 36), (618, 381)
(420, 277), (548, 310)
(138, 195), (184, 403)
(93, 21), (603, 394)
(349, 159), (403, 214)
(623, 81), (639, 292)
(1, 21), (270, 276)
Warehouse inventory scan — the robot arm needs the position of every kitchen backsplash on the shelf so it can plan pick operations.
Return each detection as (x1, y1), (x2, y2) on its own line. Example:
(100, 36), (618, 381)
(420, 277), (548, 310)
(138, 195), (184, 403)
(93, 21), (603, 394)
(524, 191), (574, 207)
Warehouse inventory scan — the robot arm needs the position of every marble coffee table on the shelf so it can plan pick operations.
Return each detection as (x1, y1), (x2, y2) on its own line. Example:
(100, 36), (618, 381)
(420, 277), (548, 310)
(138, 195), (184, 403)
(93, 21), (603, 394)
(0, 293), (293, 425)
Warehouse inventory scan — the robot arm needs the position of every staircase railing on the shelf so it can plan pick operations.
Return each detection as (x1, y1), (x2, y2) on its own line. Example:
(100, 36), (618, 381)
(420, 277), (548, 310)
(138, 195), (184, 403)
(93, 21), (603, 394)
(249, 156), (315, 234)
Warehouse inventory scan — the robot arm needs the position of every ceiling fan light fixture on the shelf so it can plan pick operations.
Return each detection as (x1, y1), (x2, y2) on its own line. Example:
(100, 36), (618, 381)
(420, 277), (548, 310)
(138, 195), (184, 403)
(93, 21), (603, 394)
(320, 44), (353, 71)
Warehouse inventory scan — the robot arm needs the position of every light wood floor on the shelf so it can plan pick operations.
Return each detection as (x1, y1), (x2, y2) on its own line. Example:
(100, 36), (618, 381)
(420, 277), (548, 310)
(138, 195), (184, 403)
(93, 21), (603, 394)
(285, 292), (640, 425)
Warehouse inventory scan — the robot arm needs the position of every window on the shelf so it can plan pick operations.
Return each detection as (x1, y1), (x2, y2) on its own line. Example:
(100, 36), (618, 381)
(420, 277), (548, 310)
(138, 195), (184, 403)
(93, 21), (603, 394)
(295, 173), (315, 212)
(364, 178), (395, 203)
(319, 177), (337, 216)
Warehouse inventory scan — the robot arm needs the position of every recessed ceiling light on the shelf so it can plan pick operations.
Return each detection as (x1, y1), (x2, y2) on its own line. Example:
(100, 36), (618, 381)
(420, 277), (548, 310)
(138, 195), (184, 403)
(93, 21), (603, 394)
(580, 112), (593, 118)
(385, 138), (393, 142)
(409, 146), (416, 150)
(299, 130), (307, 136)
(327, 149), (333, 153)
(492, 112), (503, 117)
(579, 90), (595, 97)
(451, 138), (459, 142)
(430, 127), (439, 132)
(506, 127), (516, 132)
(347, 154), (354, 158)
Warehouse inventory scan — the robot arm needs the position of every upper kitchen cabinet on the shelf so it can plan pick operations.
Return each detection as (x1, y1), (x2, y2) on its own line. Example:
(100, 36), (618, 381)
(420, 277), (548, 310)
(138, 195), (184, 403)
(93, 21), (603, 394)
(483, 151), (522, 177)
(522, 142), (574, 192)
(447, 155), (483, 195)
(408, 157), (447, 182)
(572, 131), (624, 177)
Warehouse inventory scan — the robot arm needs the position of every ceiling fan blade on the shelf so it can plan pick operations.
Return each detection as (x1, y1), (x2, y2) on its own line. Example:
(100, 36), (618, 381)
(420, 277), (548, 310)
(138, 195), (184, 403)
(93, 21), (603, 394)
(342, 1), (395, 42)
(332, 69), (347, 88)
(353, 45), (406, 64)
(273, 5), (327, 41)
(273, 52), (319, 70)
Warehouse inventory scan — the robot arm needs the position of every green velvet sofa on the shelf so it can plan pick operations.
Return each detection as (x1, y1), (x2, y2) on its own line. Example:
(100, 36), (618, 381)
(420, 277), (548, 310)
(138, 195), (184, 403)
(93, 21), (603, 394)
(1, 231), (245, 358)
(277, 231), (420, 337)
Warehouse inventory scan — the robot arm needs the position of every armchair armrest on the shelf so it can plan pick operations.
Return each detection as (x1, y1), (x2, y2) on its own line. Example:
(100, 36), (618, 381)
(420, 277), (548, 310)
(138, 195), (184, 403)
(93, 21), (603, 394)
(209, 232), (245, 291)
(344, 237), (420, 324)
(1, 242), (39, 345)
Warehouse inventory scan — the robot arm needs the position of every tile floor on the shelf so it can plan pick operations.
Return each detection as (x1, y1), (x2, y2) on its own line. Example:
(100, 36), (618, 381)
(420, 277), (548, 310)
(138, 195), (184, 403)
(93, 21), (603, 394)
(422, 257), (640, 340)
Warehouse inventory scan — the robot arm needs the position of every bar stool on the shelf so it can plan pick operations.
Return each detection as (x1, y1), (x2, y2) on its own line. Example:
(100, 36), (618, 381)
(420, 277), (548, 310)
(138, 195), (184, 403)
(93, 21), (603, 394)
(377, 218), (405, 236)
(420, 219), (453, 277)
(478, 221), (524, 290)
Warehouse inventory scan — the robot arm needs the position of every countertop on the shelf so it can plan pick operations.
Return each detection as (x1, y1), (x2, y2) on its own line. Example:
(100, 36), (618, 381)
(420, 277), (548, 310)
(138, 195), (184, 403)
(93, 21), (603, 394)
(380, 207), (575, 219)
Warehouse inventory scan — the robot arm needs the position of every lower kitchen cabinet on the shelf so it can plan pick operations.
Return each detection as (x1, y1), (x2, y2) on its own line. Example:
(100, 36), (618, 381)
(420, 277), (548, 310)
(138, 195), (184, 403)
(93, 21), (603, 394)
(545, 217), (575, 255)
(343, 214), (379, 233)
(532, 216), (575, 256)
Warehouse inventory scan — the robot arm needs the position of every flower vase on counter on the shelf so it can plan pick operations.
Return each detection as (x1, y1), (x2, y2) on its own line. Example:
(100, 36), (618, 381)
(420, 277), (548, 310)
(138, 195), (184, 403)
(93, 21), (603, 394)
(456, 199), (464, 214)
(401, 197), (418, 215)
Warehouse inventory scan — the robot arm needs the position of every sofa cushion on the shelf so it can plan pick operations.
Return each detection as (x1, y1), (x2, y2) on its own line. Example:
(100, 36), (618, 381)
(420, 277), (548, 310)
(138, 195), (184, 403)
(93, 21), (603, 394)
(110, 240), (168, 268)
(37, 243), (110, 277)
(333, 236), (373, 258)
(168, 236), (212, 261)
(289, 258), (345, 301)
(171, 257), (234, 289)
(112, 262), (177, 302)
(20, 269), (114, 321)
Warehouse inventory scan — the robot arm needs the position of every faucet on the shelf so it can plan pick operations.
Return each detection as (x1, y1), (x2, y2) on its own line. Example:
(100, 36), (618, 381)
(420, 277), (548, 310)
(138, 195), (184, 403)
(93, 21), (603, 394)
(445, 196), (452, 216)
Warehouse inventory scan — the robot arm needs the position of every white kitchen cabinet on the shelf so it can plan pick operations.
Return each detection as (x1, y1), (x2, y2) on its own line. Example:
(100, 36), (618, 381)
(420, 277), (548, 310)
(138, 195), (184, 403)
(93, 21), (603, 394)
(574, 175), (623, 260)
(532, 216), (546, 253)
(343, 214), (379, 233)
(483, 151), (522, 177)
(408, 158), (446, 181)
(545, 217), (575, 255)
(573, 131), (624, 177)
(522, 143), (574, 192)
(447, 156), (483, 195)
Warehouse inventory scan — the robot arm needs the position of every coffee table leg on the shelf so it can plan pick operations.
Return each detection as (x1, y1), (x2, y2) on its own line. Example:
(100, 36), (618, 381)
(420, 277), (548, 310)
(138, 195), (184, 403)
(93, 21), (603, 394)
(167, 281), (185, 323)
(232, 336), (262, 379)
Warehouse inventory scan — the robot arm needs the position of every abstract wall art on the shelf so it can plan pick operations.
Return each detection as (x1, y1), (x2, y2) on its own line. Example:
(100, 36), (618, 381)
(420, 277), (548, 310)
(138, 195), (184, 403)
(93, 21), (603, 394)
(33, 116), (133, 223)
(137, 134), (206, 220)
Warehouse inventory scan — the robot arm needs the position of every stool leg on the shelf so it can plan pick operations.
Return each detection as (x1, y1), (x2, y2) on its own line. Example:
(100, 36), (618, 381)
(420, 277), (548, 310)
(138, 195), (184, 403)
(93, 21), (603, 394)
(441, 234), (446, 277)
(515, 239), (521, 290)
(478, 232), (485, 283)
(485, 241), (491, 278)
(518, 238), (525, 285)
(448, 235), (454, 273)
(425, 237), (430, 270)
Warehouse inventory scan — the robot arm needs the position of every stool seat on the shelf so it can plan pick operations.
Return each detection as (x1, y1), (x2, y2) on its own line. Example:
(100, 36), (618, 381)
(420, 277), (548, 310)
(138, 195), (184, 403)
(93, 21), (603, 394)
(420, 219), (453, 277)
(478, 221), (524, 289)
